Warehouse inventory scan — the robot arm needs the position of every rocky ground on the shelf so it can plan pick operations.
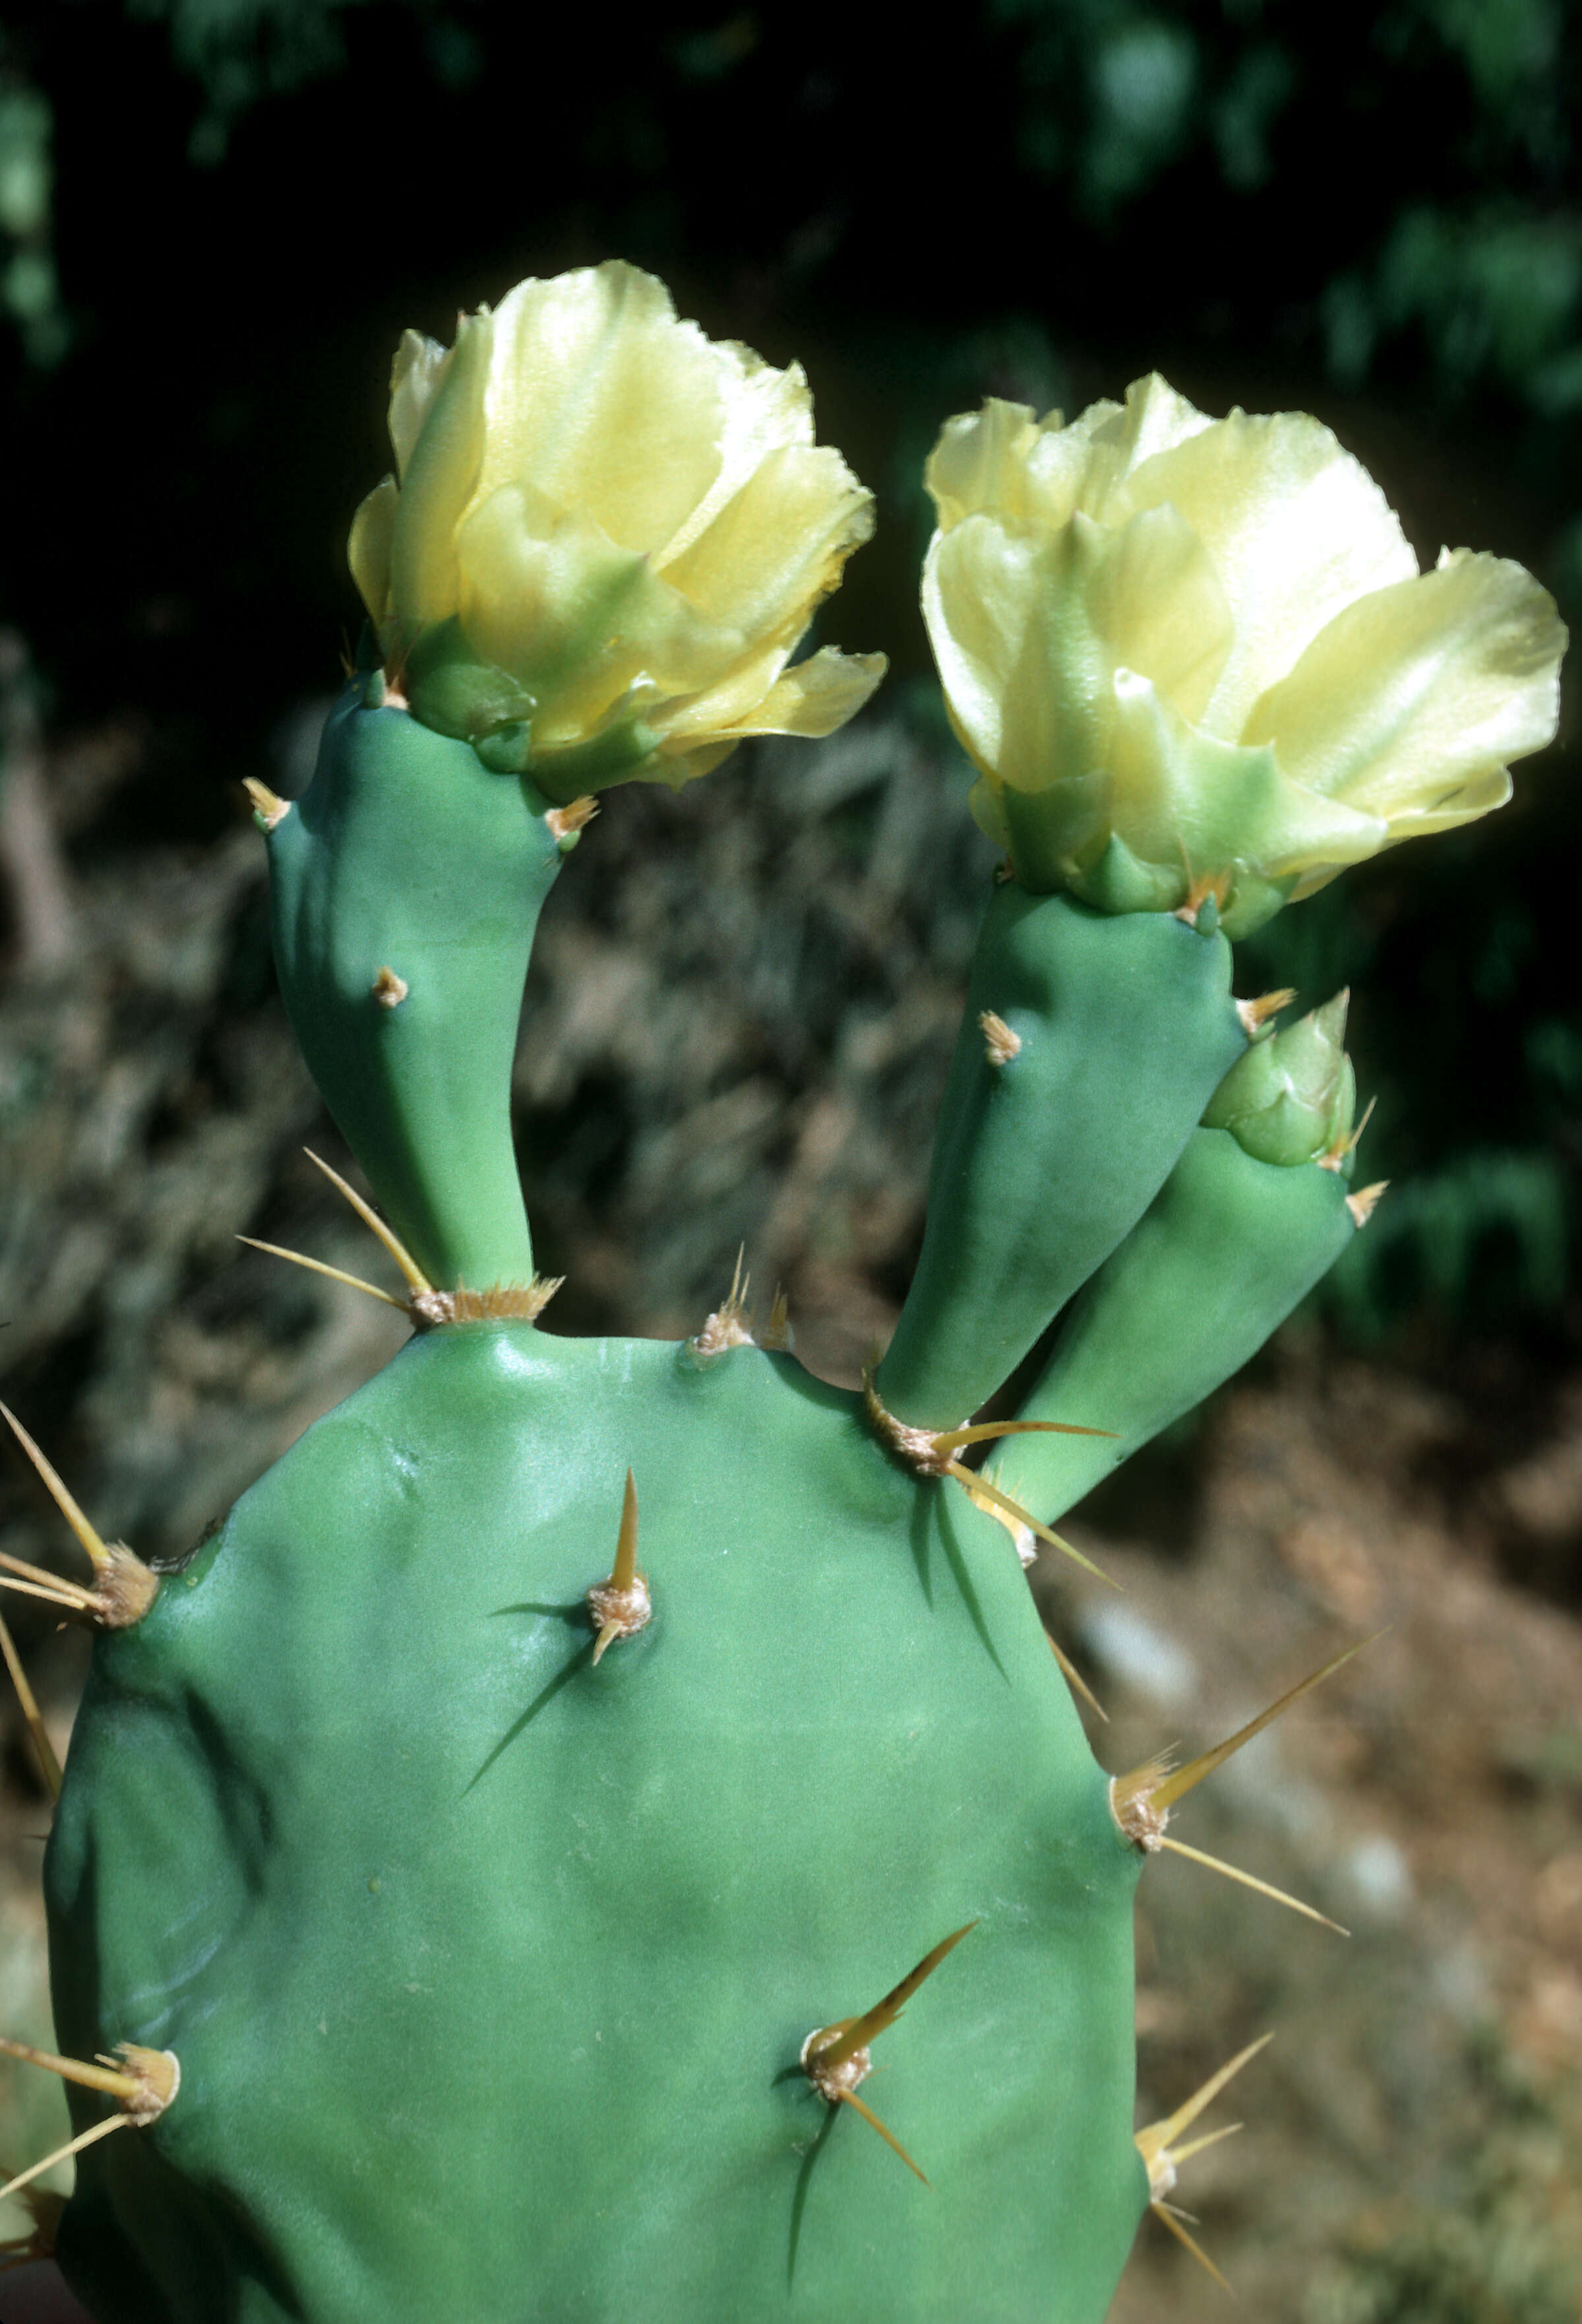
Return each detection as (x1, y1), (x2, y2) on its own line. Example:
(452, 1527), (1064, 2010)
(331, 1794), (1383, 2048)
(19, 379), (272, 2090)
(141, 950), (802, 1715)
(0, 694), (1577, 2319)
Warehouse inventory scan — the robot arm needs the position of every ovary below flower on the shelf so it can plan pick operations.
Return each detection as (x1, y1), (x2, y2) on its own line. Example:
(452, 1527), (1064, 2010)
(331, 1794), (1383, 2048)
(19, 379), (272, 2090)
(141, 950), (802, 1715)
(349, 262), (884, 797)
(923, 377), (1566, 934)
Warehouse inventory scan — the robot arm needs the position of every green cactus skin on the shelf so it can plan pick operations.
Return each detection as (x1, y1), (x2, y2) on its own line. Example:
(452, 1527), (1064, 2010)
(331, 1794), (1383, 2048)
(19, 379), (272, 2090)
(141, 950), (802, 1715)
(266, 684), (565, 1289)
(1004, 1127), (1358, 1521)
(46, 1327), (1147, 2324)
(31, 691), (1373, 2324)
(875, 886), (1246, 1427)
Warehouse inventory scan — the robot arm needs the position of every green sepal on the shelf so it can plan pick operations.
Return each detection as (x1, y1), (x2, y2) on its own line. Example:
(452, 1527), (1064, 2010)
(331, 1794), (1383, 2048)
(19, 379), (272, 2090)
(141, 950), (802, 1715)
(874, 886), (1246, 1425)
(1005, 1127), (1357, 1520)
(264, 685), (563, 1287)
(402, 615), (537, 744)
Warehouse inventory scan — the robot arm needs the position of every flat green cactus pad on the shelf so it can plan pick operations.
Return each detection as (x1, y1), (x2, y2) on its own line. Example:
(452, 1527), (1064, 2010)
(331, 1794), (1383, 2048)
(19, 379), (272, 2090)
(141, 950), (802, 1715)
(46, 1323), (1146, 2324)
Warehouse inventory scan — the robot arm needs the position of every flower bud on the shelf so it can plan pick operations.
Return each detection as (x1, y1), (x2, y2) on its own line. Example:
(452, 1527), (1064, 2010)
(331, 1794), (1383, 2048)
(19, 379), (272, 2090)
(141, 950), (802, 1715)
(1202, 992), (1355, 1167)
(350, 263), (884, 796)
(923, 378), (1566, 934)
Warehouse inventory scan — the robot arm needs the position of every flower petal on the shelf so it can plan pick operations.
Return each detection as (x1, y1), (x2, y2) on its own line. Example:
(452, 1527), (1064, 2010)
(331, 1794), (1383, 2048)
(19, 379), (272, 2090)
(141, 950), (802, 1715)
(659, 443), (873, 633)
(1105, 668), (1389, 886)
(926, 400), (1049, 531)
(479, 263), (736, 559)
(1110, 409), (1420, 736)
(388, 330), (451, 481)
(1082, 502), (1233, 725)
(390, 308), (492, 632)
(1243, 547), (1565, 825)
(348, 476), (398, 633)
(698, 644), (888, 740)
(454, 481), (725, 740)
(923, 513), (1111, 792)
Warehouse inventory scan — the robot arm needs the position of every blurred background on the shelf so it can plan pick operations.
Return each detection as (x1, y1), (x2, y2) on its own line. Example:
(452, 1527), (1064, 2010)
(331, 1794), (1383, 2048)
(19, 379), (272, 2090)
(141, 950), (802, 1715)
(0, 0), (1580, 2314)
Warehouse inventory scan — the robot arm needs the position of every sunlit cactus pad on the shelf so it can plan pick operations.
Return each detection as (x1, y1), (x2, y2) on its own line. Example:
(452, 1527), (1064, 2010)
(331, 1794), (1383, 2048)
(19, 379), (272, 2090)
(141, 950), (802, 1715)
(47, 1326), (1143, 2323)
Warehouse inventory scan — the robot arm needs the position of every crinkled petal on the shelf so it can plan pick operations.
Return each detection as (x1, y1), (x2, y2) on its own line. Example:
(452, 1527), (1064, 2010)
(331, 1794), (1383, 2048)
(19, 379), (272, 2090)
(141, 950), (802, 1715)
(663, 645), (886, 748)
(926, 400), (1049, 532)
(923, 513), (1111, 791)
(389, 330), (451, 481)
(1083, 502), (1233, 725)
(455, 481), (731, 740)
(1106, 668), (1390, 883)
(1051, 373), (1214, 523)
(649, 343), (815, 566)
(1110, 409), (1420, 736)
(659, 443), (873, 631)
(390, 308), (492, 631)
(1243, 547), (1565, 823)
(479, 263), (734, 558)
(348, 476), (398, 634)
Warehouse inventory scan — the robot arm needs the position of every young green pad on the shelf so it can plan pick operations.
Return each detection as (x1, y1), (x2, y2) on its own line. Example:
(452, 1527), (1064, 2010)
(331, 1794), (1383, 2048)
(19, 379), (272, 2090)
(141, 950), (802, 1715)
(1005, 1127), (1358, 1521)
(46, 1326), (1147, 2324)
(875, 885), (1246, 1427)
(263, 686), (566, 1289)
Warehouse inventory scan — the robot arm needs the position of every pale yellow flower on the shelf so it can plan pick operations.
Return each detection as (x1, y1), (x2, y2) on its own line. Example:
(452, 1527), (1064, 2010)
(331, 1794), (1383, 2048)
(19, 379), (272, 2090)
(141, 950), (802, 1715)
(350, 262), (884, 798)
(924, 377), (1566, 933)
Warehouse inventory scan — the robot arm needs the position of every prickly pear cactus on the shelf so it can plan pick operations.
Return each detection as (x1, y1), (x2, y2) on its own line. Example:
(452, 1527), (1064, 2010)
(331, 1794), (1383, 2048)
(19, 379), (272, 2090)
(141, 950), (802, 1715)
(1, 269), (1566, 2323)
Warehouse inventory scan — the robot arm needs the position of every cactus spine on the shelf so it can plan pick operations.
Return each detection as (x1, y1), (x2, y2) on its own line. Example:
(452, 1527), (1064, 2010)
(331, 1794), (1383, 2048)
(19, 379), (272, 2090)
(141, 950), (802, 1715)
(0, 280), (1565, 2323)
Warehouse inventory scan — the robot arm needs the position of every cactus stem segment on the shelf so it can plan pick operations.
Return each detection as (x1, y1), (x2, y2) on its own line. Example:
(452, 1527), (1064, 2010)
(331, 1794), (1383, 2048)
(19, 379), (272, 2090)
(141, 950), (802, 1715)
(1135, 2033), (1271, 2288)
(0, 1611), (60, 1801)
(1346, 1179), (1388, 1226)
(978, 1010), (1021, 1066)
(1235, 988), (1296, 1039)
(587, 1470), (651, 1663)
(799, 1922), (976, 2185)
(0, 1404), (158, 1626)
(242, 777), (291, 831)
(303, 1148), (433, 1295)
(371, 967), (410, 1009)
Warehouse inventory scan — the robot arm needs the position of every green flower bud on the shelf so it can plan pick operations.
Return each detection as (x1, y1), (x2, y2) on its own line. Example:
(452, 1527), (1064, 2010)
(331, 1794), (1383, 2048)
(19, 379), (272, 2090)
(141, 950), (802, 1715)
(1202, 990), (1356, 1168)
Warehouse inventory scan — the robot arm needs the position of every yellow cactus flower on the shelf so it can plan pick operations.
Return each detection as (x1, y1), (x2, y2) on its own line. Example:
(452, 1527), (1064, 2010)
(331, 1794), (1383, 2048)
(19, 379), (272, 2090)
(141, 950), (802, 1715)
(350, 262), (884, 798)
(923, 376), (1566, 934)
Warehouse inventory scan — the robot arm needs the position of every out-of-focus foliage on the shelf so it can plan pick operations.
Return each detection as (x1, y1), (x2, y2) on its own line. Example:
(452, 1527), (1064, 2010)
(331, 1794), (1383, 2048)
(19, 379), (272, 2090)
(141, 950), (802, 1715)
(1, 0), (1579, 1351)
